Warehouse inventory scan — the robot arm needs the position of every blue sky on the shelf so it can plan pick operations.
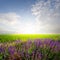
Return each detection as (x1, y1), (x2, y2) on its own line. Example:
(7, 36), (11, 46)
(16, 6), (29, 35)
(0, 0), (60, 34)
(0, 0), (35, 19)
(0, 0), (35, 14)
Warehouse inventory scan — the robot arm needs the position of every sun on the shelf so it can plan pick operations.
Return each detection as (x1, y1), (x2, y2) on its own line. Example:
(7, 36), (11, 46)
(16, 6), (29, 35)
(21, 22), (36, 34)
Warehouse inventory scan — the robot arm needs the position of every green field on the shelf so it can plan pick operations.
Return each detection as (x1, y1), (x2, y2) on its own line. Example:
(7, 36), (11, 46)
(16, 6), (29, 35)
(0, 34), (60, 42)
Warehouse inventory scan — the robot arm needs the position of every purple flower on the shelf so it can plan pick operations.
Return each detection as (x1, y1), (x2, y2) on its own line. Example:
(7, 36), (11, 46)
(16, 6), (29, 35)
(0, 47), (4, 53)
(38, 53), (42, 59)
(34, 39), (42, 48)
(27, 40), (32, 45)
(25, 52), (30, 58)
(8, 46), (16, 55)
(0, 45), (5, 53)
(49, 40), (55, 48)
(15, 40), (21, 44)
(53, 41), (60, 52)
(44, 39), (52, 44)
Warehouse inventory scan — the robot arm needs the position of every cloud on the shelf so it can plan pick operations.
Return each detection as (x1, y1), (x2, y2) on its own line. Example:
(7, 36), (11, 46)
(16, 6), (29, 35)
(0, 12), (37, 34)
(0, 28), (16, 34)
(0, 12), (21, 25)
(31, 0), (60, 33)
(0, 12), (21, 34)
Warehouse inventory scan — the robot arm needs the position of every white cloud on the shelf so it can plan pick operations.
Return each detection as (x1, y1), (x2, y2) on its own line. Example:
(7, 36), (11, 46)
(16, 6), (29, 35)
(0, 12), (21, 33)
(0, 28), (16, 34)
(0, 12), (21, 25)
(0, 12), (37, 34)
(31, 0), (60, 33)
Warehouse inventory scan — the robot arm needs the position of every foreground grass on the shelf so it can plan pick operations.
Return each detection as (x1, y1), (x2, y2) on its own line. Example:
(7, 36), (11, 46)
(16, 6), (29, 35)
(0, 34), (60, 42)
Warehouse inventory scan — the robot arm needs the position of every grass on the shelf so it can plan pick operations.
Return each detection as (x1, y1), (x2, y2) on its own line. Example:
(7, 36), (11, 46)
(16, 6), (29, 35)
(0, 34), (60, 60)
(0, 34), (60, 42)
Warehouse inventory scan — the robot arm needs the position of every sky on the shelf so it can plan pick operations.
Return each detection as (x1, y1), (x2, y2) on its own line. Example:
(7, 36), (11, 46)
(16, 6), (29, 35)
(0, 0), (60, 34)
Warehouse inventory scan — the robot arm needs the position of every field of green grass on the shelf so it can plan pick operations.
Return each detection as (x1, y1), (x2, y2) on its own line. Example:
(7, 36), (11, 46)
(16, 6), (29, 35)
(0, 34), (60, 60)
(0, 34), (60, 42)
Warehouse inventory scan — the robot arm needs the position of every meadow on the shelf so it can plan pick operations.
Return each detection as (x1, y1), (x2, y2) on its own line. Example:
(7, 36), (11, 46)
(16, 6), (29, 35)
(0, 34), (60, 60)
(0, 34), (60, 42)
